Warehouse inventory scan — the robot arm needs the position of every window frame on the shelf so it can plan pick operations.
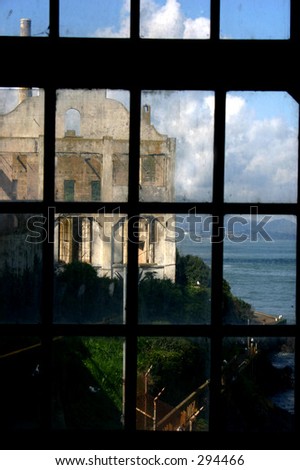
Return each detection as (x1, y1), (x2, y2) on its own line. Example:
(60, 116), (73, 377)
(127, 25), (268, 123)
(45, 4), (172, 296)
(0, 0), (299, 450)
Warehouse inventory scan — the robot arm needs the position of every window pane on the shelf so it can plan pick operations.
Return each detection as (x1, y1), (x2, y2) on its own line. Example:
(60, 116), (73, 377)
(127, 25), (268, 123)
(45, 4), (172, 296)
(138, 213), (212, 324)
(140, 91), (214, 202)
(0, 87), (44, 201)
(140, 0), (210, 39)
(136, 337), (210, 431)
(0, 337), (41, 429)
(52, 337), (124, 429)
(222, 214), (296, 325)
(54, 213), (127, 324)
(0, 2), (48, 37)
(55, 89), (129, 202)
(0, 214), (43, 324)
(224, 92), (298, 203)
(221, 337), (295, 432)
(220, 0), (290, 39)
(60, 0), (130, 37)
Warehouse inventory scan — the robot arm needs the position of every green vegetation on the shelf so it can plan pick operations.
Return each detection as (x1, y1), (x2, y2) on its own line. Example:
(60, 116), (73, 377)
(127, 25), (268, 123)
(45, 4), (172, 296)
(222, 277), (254, 324)
(0, 250), (254, 325)
(139, 250), (254, 324)
(51, 335), (210, 430)
(137, 337), (209, 406)
(52, 336), (123, 429)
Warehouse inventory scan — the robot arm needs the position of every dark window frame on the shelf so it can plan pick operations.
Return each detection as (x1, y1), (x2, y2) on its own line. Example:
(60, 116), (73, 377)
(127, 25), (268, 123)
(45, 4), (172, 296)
(0, 0), (299, 450)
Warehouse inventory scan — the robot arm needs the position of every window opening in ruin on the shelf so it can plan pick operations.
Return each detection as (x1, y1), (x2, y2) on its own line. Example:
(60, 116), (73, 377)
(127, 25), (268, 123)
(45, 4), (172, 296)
(65, 108), (80, 136)
(91, 180), (101, 201)
(64, 179), (75, 201)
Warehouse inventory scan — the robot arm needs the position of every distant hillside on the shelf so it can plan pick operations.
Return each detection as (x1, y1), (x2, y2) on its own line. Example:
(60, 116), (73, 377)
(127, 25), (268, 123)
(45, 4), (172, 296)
(177, 215), (296, 241)
(226, 216), (296, 240)
(264, 217), (296, 239)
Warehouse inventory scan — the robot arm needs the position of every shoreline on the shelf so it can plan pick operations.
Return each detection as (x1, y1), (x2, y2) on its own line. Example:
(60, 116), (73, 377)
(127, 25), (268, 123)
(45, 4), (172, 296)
(251, 311), (287, 325)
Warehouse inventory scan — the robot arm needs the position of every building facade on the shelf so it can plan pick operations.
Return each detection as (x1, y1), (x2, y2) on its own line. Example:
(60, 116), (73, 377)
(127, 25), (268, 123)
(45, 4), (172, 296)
(0, 88), (176, 281)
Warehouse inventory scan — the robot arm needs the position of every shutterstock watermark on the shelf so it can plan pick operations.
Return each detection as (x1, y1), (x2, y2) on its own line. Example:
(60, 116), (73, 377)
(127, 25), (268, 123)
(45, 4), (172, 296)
(25, 206), (274, 245)
(176, 206), (273, 244)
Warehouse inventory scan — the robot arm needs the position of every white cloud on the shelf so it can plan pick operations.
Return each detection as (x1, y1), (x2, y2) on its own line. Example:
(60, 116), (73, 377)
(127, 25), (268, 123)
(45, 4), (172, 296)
(226, 95), (246, 121)
(93, 0), (130, 37)
(92, 0), (210, 39)
(225, 107), (298, 203)
(183, 17), (210, 39)
(140, 0), (184, 38)
(140, 0), (210, 39)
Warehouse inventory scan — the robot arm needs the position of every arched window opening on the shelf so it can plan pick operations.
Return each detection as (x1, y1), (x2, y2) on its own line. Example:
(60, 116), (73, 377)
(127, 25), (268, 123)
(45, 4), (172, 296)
(65, 108), (80, 136)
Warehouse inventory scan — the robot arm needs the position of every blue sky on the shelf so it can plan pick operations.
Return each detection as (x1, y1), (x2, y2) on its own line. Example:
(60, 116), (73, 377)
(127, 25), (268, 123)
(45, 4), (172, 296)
(59, 0), (129, 37)
(0, 0), (49, 36)
(220, 0), (290, 39)
(0, 0), (290, 38)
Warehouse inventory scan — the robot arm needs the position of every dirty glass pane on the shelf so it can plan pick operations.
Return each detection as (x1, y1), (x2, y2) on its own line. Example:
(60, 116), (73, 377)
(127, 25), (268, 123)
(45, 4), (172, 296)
(222, 214), (296, 325)
(221, 337), (295, 432)
(0, 87), (44, 201)
(140, 0), (210, 39)
(0, 214), (43, 324)
(220, 0), (290, 39)
(224, 92), (298, 203)
(60, 0), (130, 37)
(138, 213), (211, 324)
(0, 2), (48, 37)
(54, 212), (127, 324)
(0, 336), (41, 429)
(52, 337), (124, 429)
(55, 89), (130, 202)
(140, 91), (214, 202)
(136, 337), (210, 431)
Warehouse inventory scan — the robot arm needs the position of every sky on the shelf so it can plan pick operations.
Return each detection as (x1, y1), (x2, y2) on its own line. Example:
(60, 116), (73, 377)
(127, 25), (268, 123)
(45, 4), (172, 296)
(0, 0), (290, 38)
(0, 1), (297, 203)
(224, 91), (298, 203)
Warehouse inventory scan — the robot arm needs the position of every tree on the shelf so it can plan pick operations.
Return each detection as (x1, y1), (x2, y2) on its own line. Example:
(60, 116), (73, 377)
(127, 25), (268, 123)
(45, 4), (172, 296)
(176, 250), (210, 288)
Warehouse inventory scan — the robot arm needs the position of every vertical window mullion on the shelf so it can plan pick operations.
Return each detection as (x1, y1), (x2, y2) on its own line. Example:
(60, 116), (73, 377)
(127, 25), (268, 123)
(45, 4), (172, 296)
(130, 0), (140, 40)
(209, 88), (226, 432)
(210, 0), (221, 40)
(49, 0), (59, 39)
(40, 86), (56, 430)
(124, 87), (141, 430)
(290, 0), (300, 42)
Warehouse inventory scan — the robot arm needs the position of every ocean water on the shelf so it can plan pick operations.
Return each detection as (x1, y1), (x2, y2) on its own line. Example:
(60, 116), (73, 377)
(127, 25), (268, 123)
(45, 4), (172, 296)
(177, 234), (296, 324)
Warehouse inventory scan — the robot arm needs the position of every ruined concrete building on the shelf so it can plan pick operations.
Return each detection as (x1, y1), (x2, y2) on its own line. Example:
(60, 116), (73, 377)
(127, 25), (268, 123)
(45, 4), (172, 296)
(0, 85), (176, 281)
